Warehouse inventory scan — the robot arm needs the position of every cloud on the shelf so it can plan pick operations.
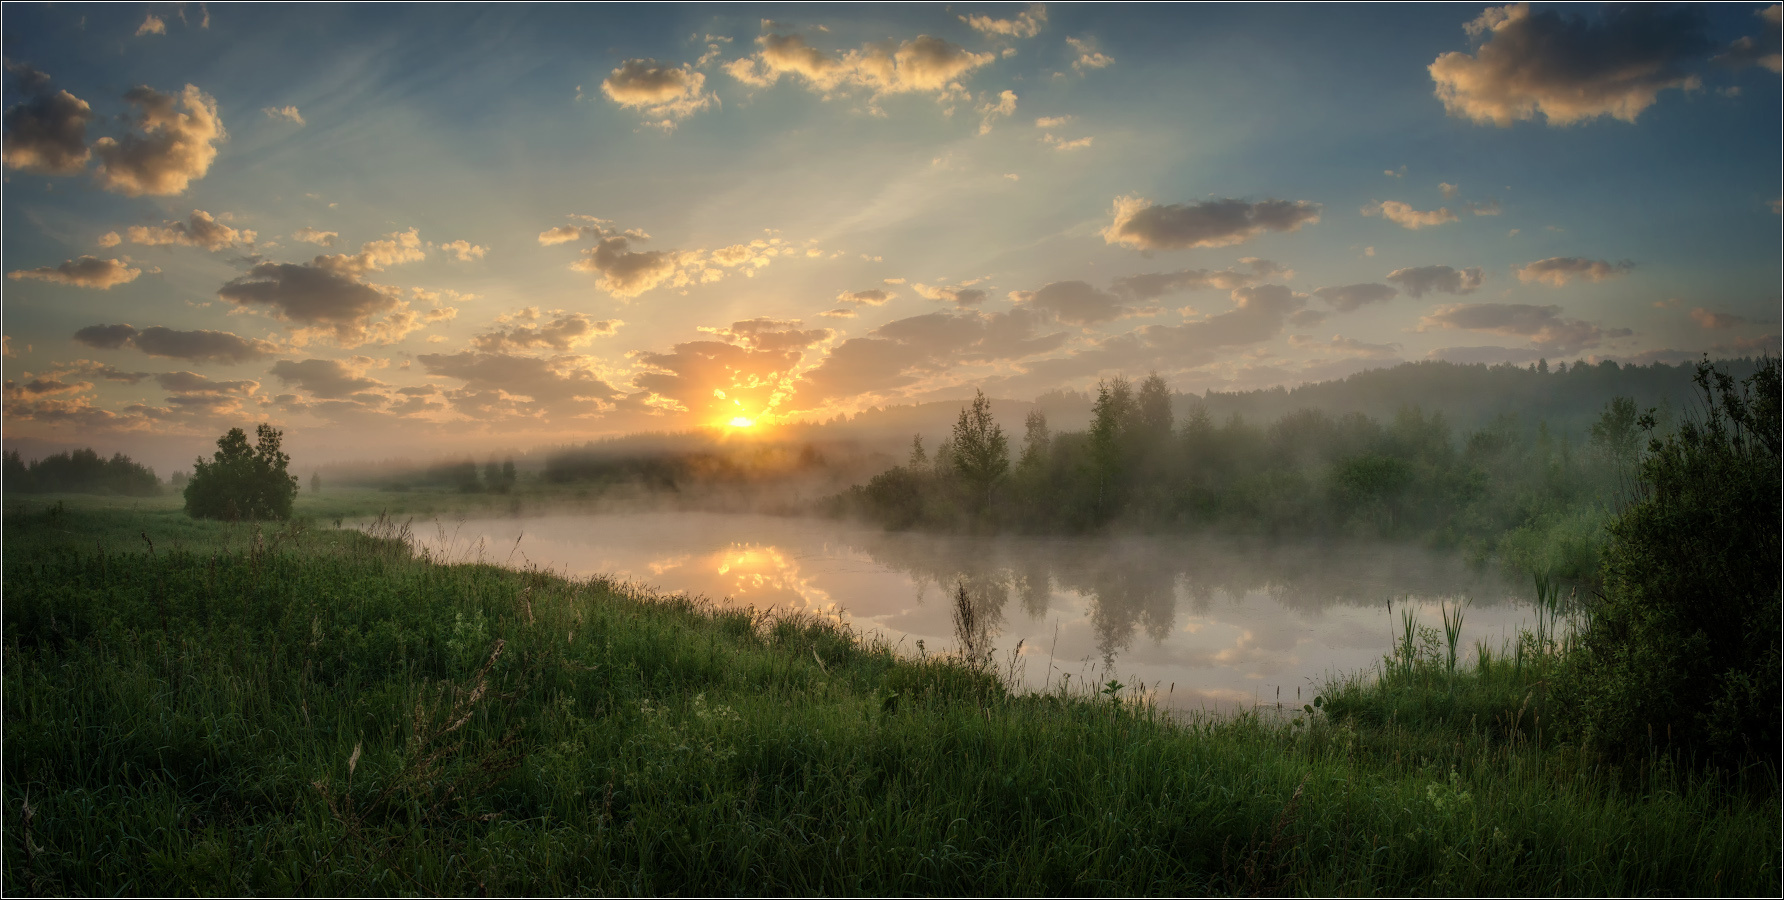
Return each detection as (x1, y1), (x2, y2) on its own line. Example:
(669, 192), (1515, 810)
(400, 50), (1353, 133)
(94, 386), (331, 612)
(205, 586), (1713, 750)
(913, 282), (989, 306)
(217, 230), (430, 346)
(819, 308), (858, 319)
(1034, 115), (1072, 128)
(725, 32), (994, 106)
(2, 63), (93, 175)
(1690, 308), (1752, 329)
(1066, 36), (1114, 72)
(1110, 258), (1290, 300)
(1010, 280), (1135, 325)
(1313, 282), (1398, 312)
(292, 227), (338, 246)
(136, 15), (166, 37)
(269, 358), (387, 401)
(977, 89), (1017, 134)
(1102, 194), (1321, 251)
(1385, 264), (1484, 298)
(794, 308), (1066, 408)
(836, 288), (894, 305)
(1140, 284), (1310, 352)
(1515, 256), (1633, 286)
(92, 84), (226, 196)
(74, 323), (278, 363)
(125, 209), (255, 250)
(1288, 334), (1402, 358)
(470, 311), (619, 352)
(1363, 200), (1458, 230)
(418, 350), (623, 421)
(1429, 3), (1710, 126)
(601, 59), (717, 128)
(263, 105), (305, 126)
(543, 216), (801, 299)
(1713, 4), (1781, 73)
(153, 370), (261, 414)
(1418, 302), (1628, 353)
(1440, 182), (1460, 199)
(1426, 345), (1548, 366)
(8, 256), (141, 289)
(441, 239), (487, 261)
(961, 4), (1048, 39)
(1041, 132), (1093, 150)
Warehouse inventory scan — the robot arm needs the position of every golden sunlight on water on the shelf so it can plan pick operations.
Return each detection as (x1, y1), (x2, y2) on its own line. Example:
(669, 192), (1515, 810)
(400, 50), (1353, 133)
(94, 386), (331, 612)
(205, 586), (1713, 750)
(405, 511), (1541, 712)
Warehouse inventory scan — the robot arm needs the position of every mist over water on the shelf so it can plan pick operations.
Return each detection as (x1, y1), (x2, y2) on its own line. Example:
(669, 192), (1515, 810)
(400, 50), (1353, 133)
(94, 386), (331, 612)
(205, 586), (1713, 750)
(405, 511), (1534, 711)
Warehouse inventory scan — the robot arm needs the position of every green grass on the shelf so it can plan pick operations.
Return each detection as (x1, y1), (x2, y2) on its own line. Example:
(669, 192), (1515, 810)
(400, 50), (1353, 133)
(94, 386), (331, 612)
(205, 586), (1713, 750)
(5, 496), (1777, 895)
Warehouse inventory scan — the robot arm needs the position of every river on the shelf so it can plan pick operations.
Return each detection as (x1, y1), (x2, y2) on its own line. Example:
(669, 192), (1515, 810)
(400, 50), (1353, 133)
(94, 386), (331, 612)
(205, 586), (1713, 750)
(398, 510), (1539, 711)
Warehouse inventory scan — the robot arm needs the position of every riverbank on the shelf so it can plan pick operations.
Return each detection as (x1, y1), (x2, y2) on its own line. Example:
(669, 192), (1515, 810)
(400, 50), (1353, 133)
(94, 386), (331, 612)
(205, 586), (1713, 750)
(4, 497), (1777, 895)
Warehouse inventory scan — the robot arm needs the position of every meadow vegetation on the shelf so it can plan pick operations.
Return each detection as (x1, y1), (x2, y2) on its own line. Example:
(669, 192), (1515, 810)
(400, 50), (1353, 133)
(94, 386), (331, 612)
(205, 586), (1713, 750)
(4, 478), (1778, 894)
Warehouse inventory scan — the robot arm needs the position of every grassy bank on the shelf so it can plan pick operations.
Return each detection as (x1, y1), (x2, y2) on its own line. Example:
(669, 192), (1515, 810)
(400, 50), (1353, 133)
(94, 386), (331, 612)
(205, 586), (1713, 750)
(4, 497), (1777, 895)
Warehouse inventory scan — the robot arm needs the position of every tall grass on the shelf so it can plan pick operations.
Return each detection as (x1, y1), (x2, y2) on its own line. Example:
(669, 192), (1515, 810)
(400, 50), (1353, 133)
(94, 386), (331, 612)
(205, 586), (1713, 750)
(4, 497), (1777, 895)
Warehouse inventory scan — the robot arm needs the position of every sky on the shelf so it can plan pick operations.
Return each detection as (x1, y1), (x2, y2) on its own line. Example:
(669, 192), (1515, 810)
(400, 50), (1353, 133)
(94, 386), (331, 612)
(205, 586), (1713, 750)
(3, 2), (1780, 468)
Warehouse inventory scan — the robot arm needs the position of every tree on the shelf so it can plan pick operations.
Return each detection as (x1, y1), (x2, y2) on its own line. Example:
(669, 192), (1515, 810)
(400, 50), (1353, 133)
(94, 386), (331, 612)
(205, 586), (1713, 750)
(184, 424), (299, 520)
(1561, 358), (1780, 768)
(951, 389), (1009, 509)
(1089, 376), (1135, 516)
(311, 471), (322, 495)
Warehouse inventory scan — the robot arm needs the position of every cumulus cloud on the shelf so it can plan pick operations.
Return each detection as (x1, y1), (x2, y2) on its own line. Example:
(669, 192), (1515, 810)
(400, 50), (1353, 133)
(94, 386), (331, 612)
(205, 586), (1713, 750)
(913, 282), (988, 306)
(269, 358), (387, 401)
(573, 236), (690, 298)
(978, 89), (1017, 134)
(1066, 36), (1114, 72)
(1034, 114), (1073, 127)
(263, 105), (305, 126)
(153, 370), (261, 414)
(136, 15), (167, 37)
(8, 256), (141, 289)
(1429, 3), (1710, 126)
(836, 288), (894, 305)
(601, 59), (717, 129)
(1690, 308), (1752, 329)
(1713, 4), (1781, 73)
(634, 323), (825, 423)
(470, 311), (619, 352)
(1010, 280), (1135, 325)
(1140, 284), (1310, 352)
(1362, 200), (1458, 230)
(962, 4), (1048, 39)
(725, 32), (994, 107)
(1110, 258), (1290, 300)
(418, 350), (623, 421)
(92, 84), (225, 196)
(2, 62), (93, 175)
(1288, 334), (1402, 358)
(292, 227), (338, 246)
(794, 308), (1066, 408)
(1385, 264), (1484, 298)
(125, 209), (255, 250)
(74, 323), (277, 363)
(1515, 256), (1633, 286)
(543, 216), (797, 299)
(441, 239), (487, 261)
(217, 230), (431, 347)
(1041, 132), (1093, 150)
(1102, 194), (1321, 251)
(1313, 282), (1398, 312)
(1418, 302), (1628, 353)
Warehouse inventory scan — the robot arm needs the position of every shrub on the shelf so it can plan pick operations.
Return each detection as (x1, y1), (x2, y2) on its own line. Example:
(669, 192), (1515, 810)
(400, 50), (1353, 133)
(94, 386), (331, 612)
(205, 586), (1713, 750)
(1560, 358), (1780, 768)
(184, 424), (300, 521)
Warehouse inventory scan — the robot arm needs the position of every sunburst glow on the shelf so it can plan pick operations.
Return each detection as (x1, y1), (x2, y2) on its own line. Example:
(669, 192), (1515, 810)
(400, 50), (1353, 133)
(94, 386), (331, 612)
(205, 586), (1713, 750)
(729, 417), (755, 429)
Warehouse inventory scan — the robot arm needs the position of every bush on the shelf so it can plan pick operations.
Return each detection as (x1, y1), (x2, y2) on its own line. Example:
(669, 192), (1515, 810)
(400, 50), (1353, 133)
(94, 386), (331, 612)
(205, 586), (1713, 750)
(1560, 358), (1781, 768)
(183, 424), (299, 521)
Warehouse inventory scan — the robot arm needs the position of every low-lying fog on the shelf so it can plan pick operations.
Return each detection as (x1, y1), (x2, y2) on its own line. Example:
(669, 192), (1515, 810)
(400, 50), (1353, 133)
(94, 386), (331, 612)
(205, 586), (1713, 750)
(399, 511), (1540, 711)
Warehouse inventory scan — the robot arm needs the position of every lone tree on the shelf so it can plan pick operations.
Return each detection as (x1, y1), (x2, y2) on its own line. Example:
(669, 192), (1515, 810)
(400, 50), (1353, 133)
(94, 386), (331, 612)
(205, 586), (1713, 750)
(184, 424), (299, 520)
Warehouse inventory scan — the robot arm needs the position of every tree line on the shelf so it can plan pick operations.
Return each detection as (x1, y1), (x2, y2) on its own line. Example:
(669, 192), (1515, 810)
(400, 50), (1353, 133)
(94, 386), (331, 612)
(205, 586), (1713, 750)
(3, 447), (162, 496)
(840, 374), (1641, 568)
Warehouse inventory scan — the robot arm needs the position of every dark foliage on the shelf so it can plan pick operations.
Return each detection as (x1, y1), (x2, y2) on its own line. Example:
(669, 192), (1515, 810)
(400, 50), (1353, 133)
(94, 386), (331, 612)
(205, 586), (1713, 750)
(183, 424), (299, 521)
(2, 447), (160, 496)
(1560, 358), (1781, 768)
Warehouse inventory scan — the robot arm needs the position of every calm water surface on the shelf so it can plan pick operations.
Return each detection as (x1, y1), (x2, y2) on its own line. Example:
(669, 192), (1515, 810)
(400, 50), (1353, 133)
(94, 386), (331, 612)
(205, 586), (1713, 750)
(399, 511), (1538, 711)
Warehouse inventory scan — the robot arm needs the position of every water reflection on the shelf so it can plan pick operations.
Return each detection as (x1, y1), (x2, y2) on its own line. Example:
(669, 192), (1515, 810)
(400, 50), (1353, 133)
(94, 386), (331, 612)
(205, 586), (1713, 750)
(404, 511), (1530, 711)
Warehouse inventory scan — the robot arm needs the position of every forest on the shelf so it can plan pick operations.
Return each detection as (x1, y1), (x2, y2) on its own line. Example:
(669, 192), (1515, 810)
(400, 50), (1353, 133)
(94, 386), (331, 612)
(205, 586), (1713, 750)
(1, 447), (161, 496)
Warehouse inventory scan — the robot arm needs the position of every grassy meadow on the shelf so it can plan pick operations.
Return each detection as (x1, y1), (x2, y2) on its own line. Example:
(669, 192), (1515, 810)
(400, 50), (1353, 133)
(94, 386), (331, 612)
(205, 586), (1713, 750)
(3, 492), (1779, 895)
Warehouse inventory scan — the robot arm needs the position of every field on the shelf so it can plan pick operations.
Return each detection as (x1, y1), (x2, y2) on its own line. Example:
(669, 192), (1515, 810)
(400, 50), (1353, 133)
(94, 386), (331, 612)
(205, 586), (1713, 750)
(4, 494), (1778, 895)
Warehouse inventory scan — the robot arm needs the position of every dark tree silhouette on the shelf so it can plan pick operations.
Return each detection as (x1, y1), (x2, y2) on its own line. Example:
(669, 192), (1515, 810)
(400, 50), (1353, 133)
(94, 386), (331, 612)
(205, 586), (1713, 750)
(184, 424), (299, 520)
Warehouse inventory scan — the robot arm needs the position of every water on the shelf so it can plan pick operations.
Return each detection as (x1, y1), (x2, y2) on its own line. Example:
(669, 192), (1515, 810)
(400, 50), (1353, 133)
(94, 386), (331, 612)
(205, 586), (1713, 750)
(401, 511), (1537, 711)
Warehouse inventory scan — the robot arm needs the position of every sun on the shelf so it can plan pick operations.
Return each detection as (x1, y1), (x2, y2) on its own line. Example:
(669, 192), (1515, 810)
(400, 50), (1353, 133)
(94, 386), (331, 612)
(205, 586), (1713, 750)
(728, 416), (755, 429)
